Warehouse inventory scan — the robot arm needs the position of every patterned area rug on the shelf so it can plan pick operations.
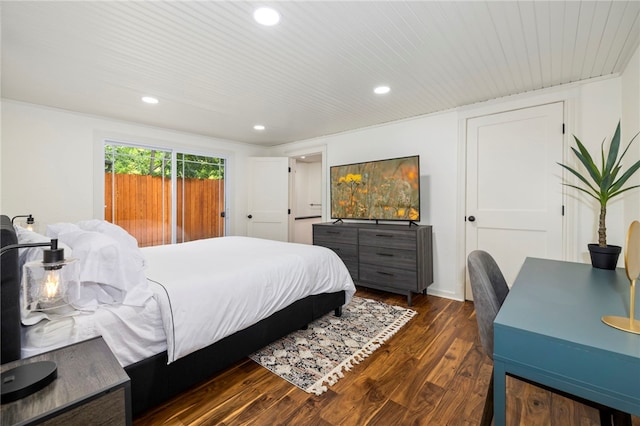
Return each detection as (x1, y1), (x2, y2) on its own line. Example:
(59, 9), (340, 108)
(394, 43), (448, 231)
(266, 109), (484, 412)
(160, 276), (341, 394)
(249, 296), (417, 395)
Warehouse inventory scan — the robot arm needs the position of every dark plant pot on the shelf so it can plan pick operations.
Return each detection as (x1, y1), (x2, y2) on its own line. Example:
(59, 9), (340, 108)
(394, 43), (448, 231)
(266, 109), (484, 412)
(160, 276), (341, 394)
(588, 244), (622, 270)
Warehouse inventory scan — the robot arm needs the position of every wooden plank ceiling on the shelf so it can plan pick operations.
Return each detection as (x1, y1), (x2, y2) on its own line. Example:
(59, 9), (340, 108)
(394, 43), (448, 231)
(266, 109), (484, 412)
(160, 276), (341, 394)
(2, 1), (639, 145)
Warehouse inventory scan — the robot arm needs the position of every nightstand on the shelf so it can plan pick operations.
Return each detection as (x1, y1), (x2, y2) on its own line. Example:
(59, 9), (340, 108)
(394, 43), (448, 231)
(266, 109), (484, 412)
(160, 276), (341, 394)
(1, 336), (131, 425)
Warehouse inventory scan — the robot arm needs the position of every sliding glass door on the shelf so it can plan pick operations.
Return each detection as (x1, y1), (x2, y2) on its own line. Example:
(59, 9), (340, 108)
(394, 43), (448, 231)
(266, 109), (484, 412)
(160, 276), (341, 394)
(105, 143), (226, 247)
(176, 153), (225, 243)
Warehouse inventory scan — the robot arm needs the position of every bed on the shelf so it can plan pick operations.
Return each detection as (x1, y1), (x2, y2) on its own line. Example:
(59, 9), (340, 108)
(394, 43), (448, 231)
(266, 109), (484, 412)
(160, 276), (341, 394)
(0, 215), (355, 416)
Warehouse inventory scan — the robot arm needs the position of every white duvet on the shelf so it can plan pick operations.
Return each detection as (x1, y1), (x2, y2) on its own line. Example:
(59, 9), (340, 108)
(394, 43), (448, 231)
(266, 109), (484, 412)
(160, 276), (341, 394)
(142, 236), (355, 363)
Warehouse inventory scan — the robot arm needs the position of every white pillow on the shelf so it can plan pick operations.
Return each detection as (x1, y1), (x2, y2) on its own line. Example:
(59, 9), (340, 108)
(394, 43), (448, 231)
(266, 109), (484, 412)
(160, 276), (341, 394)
(45, 222), (81, 238)
(47, 222), (152, 308)
(76, 219), (146, 269)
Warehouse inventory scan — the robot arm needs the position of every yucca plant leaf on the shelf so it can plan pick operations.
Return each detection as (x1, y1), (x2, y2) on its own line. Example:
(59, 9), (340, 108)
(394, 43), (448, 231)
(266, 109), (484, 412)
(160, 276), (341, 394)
(572, 137), (602, 182)
(570, 148), (601, 184)
(604, 122), (621, 174)
(609, 159), (640, 195)
(608, 164), (622, 185)
(609, 184), (640, 200)
(557, 163), (600, 195)
(562, 183), (600, 201)
(600, 170), (614, 194)
(601, 138), (606, 174)
(617, 132), (640, 164)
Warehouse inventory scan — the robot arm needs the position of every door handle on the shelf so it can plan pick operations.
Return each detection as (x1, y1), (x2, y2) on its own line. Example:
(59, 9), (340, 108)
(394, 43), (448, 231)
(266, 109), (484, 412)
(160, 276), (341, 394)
(468, 216), (476, 222)
(247, 214), (253, 219)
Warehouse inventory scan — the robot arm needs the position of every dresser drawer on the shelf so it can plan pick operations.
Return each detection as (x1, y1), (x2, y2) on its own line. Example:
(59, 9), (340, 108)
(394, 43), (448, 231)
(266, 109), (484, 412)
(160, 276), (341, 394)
(320, 243), (358, 280)
(359, 245), (416, 270)
(313, 225), (358, 245)
(342, 260), (358, 281)
(359, 264), (417, 290)
(318, 241), (357, 258)
(359, 228), (416, 250)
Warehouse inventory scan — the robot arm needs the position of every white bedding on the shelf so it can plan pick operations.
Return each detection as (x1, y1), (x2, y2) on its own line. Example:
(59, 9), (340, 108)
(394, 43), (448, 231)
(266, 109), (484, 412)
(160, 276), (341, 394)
(21, 297), (166, 366)
(20, 229), (355, 366)
(143, 236), (355, 363)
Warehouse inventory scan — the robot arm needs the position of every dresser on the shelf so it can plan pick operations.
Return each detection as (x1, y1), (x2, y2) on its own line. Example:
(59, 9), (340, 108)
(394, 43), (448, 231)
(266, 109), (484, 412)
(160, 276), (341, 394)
(1, 337), (131, 426)
(313, 222), (433, 305)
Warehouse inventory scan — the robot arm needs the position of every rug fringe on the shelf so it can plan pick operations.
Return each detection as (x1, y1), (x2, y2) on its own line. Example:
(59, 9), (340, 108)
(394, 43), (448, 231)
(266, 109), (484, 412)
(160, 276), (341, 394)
(306, 307), (417, 395)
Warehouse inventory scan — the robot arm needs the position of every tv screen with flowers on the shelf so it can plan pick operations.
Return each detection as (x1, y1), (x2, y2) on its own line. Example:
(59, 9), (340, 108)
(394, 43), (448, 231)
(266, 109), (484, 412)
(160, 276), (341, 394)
(330, 155), (420, 222)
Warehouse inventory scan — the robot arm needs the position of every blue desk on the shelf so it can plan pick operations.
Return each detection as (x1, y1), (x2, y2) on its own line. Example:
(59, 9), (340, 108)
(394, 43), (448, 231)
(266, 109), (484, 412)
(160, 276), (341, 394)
(493, 258), (640, 425)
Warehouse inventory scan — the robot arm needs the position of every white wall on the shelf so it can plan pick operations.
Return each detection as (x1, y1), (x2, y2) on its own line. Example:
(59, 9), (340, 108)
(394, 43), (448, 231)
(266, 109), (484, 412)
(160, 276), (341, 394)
(272, 67), (638, 301)
(0, 100), (268, 235)
(622, 44), (640, 230)
(272, 111), (460, 300)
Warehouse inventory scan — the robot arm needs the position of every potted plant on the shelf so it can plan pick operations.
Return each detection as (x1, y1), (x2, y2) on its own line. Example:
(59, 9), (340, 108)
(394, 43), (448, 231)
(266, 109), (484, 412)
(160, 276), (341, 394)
(559, 121), (640, 269)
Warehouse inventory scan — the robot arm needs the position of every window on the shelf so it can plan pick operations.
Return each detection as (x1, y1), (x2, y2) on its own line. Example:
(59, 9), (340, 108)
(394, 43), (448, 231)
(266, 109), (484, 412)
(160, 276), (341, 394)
(104, 143), (226, 246)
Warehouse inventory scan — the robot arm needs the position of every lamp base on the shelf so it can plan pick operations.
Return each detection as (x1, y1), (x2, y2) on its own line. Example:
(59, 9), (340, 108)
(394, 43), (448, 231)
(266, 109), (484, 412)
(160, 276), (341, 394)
(1, 361), (57, 403)
(602, 315), (640, 335)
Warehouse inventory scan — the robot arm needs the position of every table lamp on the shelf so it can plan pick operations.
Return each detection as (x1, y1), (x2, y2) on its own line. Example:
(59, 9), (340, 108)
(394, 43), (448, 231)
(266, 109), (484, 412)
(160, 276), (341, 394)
(602, 220), (640, 334)
(0, 238), (79, 403)
(11, 214), (36, 232)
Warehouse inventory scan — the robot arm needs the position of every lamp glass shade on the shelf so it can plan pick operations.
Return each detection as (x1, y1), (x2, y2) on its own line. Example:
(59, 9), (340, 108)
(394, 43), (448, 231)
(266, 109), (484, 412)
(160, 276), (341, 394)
(20, 219), (37, 232)
(22, 258), (80, 314)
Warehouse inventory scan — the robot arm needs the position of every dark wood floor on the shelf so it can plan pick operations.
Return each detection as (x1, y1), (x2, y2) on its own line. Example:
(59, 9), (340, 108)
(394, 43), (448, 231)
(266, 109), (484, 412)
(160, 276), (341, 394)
(134, 288), (639, 426)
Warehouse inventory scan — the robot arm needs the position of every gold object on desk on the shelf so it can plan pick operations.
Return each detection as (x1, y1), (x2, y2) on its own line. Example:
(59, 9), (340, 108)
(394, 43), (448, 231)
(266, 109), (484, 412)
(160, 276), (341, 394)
(602, 220), (640, 334)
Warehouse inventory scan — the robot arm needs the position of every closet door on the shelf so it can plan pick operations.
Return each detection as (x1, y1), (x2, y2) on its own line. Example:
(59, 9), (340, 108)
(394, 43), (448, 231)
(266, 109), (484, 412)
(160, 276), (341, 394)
(465, 102), (564, 298)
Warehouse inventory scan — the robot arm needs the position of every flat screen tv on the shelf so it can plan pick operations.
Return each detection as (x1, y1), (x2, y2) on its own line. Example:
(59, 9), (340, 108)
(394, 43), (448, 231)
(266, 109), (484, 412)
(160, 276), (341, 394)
(330, 155), (420, 222)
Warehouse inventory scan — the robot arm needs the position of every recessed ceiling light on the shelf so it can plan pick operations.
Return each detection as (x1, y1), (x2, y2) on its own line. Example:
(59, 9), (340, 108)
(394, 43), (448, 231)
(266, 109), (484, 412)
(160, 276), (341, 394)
(254, 124), (265, 131)
(254, 7), (280, 26)
(142, 96), (159, 104)
(374, 86), (390, 95)
(300, 156), (306, 159)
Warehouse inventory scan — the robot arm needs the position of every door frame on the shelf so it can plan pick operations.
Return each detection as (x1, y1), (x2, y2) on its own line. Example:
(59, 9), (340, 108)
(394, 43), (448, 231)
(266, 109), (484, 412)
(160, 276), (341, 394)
(457, 94), (578, 300)
(282, 145), (327, 224)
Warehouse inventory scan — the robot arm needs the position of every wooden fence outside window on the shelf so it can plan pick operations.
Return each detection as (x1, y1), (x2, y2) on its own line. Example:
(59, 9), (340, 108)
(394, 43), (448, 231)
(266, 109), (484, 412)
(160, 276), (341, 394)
(105, 173), (225, 247)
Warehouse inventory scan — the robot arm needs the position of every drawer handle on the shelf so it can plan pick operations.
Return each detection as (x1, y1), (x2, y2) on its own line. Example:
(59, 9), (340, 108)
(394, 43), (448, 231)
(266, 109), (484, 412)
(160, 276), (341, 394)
(375, 234), (393, 237)
(377, 271), (394, 276)
(327, 231), (340, 234)
(377, 253), (393, 257)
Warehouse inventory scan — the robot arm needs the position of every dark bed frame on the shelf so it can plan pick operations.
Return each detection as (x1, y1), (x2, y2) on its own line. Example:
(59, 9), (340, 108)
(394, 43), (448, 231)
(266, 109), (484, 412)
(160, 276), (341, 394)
(0, 215), (345, 417)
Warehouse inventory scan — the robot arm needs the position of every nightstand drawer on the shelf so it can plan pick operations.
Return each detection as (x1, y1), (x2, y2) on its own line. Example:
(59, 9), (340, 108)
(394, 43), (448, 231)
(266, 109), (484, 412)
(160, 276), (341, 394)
(359, 228), (416, 250)
(40, 387), (126, 426)
(359, 245), (416, 270)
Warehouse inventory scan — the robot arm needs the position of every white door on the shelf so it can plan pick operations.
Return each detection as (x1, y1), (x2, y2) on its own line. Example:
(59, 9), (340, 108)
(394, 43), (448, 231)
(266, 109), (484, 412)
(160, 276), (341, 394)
(465, 102), (564, 299)
(247, 157), (290, 241)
